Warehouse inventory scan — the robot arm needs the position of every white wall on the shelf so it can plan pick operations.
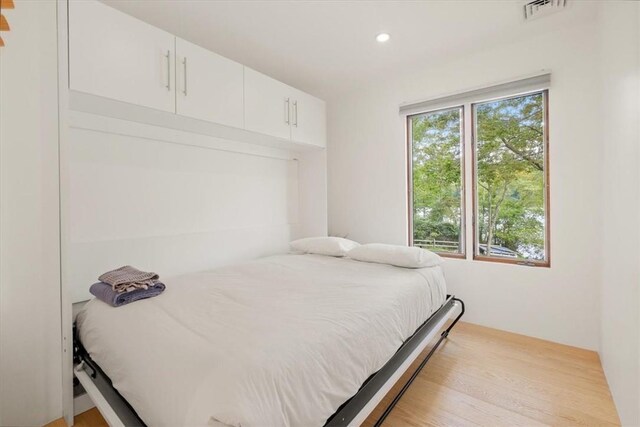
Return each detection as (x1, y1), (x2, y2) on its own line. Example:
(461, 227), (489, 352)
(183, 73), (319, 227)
(0, 1), (63, 426)
(296, 149), (328, 238)
(598, 2), (640, 425)
(327, 10), (603, 350)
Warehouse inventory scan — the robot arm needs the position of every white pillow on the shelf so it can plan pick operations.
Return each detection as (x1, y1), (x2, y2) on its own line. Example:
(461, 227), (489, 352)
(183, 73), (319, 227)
(347, 243), (442, 268)
(290, 237), (360, 257)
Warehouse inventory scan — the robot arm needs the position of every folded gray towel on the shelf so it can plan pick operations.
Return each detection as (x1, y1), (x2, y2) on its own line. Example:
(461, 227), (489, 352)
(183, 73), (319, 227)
(90, 281), (165, 307)
(98, 265), (160, 293)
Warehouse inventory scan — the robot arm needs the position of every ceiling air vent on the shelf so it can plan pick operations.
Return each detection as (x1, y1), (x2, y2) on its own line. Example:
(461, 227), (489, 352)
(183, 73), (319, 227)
(523, 0), (567, 21)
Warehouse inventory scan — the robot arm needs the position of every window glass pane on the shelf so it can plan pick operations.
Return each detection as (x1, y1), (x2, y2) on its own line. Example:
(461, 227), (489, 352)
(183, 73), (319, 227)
(474, 92), (547, 261)
(411, 107), (464, 254)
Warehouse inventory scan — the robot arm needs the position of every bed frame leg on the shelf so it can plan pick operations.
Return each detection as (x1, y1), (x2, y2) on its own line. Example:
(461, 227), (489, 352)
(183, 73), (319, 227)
(440, 297), (465, 339)
(373, 297), (465, 427)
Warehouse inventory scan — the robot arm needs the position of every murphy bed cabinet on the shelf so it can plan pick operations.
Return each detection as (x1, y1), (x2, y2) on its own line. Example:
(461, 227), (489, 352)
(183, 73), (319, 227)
(68, 0), (326, 148)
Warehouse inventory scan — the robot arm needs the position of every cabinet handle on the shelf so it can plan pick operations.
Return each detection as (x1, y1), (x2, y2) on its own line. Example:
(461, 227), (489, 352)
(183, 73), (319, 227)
(284, 98), (290, 125)
(182, 57), (188, 96)
(165, 50), (171, 91)
(293, 101), (298, 127)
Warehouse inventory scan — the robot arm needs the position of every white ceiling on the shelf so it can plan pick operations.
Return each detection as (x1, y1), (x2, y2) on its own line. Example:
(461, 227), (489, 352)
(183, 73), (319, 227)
(101, 0), (597, 99)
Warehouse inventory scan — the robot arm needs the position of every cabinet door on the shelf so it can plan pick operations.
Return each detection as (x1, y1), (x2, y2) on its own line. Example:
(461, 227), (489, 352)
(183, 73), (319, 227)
(69, 0), (175, 113)
(244, 67), (292, 140)
(176, 38), (244, 128)
(290, 89), (327, 147)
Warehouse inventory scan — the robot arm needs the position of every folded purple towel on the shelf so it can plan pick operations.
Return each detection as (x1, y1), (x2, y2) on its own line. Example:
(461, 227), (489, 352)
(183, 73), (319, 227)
(90, 281), (165, 307)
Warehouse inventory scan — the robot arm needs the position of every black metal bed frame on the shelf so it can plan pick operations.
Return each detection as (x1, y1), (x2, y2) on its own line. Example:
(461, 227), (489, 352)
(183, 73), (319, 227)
(73, 295), (465, 427)
(325, 295), (464, 426)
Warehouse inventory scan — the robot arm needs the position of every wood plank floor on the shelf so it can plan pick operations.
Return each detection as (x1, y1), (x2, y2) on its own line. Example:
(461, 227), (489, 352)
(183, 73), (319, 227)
(45, 408), (107, 427)
(363, 322), (620, 426)
(48, 321), (620, 427)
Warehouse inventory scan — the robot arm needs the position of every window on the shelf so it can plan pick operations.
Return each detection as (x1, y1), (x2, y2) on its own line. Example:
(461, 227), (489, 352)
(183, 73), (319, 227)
(405, 75), (550, 266)
(473, 91), (549, 265)
(408, 107), (464, 256)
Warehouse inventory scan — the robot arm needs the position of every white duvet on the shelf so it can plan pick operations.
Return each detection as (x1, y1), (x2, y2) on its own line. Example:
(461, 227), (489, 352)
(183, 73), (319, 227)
(77, 254), (446, 427)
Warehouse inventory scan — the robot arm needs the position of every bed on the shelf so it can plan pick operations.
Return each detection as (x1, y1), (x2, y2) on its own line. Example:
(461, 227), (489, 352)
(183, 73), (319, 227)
(75, 253), (462, 427)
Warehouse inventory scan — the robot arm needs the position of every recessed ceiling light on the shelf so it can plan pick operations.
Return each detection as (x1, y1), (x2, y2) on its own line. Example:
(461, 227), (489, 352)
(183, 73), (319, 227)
(376, 33), (390, 43)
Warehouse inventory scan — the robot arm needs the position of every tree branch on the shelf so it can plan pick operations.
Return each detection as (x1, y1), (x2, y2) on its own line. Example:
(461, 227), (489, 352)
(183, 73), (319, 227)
(500, 137), (543, 171)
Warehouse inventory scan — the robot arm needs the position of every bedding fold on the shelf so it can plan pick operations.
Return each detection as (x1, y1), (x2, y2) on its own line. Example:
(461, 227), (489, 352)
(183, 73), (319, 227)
(99, 265), (160, 292)
(90, 281), (166, 307)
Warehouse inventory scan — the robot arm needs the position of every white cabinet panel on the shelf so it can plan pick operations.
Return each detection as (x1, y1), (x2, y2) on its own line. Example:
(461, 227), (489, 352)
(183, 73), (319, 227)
(244, 67), (292, 140)
(291, 89), (327, 147)
(69, 0), (175, 113)
(176, 38), (244, 128)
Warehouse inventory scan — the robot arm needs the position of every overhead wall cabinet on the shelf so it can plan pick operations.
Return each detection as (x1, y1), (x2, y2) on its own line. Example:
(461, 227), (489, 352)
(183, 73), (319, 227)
(290, 88), (327, 147)
(244, 68), (326, 147)
(69, 0), (176, 113)
(175, 38), (244, 128)
(244, 67), (294, 141)
(67, 0), (326, 148)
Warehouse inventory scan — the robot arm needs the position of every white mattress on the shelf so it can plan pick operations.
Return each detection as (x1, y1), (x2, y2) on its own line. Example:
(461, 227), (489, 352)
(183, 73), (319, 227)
(77, 254), (447, 427)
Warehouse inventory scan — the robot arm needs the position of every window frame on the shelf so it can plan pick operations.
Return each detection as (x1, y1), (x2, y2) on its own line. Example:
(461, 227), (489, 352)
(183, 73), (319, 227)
(471, 89), (550, 267)
(406, 105), (467, 259)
